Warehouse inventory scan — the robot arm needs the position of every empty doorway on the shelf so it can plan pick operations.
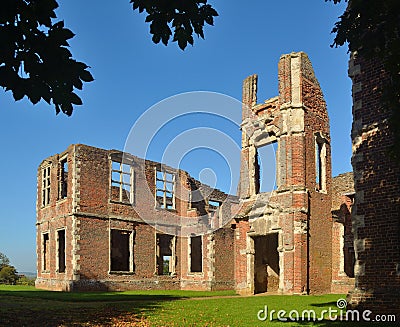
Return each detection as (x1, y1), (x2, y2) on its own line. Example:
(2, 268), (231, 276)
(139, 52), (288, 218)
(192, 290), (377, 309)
(253, 233), (279, 293)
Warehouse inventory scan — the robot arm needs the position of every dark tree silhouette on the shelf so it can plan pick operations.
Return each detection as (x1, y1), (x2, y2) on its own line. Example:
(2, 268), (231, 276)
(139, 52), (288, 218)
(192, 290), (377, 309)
(0, 0), (218, 116)
(11, 0), (397, 128)
(131, 0), (218, 50)
(0, 0), (94, 115)
(327, 0), (400, 157)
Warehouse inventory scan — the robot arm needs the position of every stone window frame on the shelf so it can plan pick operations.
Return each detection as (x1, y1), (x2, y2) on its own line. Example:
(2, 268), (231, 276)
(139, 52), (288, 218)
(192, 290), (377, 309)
(58, 155), (68, 201)
(41, 231), (50, 273)
(253, 133), (279, 195)
(109, 228), (136, 274)
(155, 233), (176, 276)
(155, 167), (176, 210)
(188, 235), (203, 274)
(41, 163), (51, 207)
(208, 199), (223, 230)
(109, 153), (135, 205)
(315, 132), (328, 193)
(56, 228), (66, 273)
(208, 199), (221, 212)
(187, 191), (194, 211)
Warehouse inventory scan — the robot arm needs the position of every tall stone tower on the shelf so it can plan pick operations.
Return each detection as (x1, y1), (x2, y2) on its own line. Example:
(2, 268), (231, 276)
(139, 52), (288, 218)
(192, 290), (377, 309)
(234, 52), (333, 295)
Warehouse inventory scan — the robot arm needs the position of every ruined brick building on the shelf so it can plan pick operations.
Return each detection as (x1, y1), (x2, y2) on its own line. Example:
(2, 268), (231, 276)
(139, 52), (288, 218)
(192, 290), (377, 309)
(232, 52), (354, 295)
(36, 144), (236, 291)
(36, 52), (355, 294)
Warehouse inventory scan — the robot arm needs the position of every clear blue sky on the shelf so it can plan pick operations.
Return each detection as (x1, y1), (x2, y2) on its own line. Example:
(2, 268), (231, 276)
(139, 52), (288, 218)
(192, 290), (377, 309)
(0, 1), (351, 272)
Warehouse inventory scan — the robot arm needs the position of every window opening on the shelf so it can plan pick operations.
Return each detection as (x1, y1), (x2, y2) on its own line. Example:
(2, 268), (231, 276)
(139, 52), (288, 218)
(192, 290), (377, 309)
(42, 166), (51, 206)
(59, 157), (68, 199)
(190, 236), (202, 273)
(43, 233), (49, 271)
(256, 142), (277, 193)
(111, 160), (134, 203)
(208, 200), (221, 212)
(57, 230), (66, 273)
(156, 234), (175, 275)
(208, 200), (222, 229)
(110, 229), (133, 272)
(155, 169), (175, 209)
(315, 133), (327, 192)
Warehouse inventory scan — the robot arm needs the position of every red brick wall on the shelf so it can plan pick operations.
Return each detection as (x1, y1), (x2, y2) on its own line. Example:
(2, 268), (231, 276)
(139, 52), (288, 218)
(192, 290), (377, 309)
(331, 173), (355, 294)
(347, 54), (400, 316)
(282, 53), (332, 294)
(35, 218), (74, 291)
(301, 55), (332, 294)
(234, 220), (250, 294)
(36, 144), (235, 291)
(36, 145), (75, 291)
(77, 216), (109, 280)
(213, 227), (235, 289)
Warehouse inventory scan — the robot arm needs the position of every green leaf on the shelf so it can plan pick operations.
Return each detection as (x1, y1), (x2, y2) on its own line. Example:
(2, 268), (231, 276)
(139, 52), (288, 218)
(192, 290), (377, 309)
(145, 14), (153, 23)
(152, 34), (161, 44)
(28, 91), (41, 105)
(73, 77), (83, 90)
(12, 89), (25, 101)
(61, 103), (73, 116)
(69, 92), (82, 105)
(80, 70), (94, 83)
(131, 0), (218, 50)
(62, 28), (75, 41)
(177, 37), (187, 50)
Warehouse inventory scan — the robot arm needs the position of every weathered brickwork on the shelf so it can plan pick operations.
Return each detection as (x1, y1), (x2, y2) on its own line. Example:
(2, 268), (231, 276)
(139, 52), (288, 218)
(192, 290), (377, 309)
(36, 144), (236, 291)
(331, 172), (355, 294)
(347, 53), (400, 317)
(235, 52), (333, 295)
(36, 52), (355, 295)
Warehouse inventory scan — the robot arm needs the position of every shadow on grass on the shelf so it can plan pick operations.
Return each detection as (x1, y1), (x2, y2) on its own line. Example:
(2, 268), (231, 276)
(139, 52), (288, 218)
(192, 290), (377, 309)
(0, 288), (185, 302)
(0, 288), (186, 326)
(278, 320), (396, 326)
(310, 301), (339, 307)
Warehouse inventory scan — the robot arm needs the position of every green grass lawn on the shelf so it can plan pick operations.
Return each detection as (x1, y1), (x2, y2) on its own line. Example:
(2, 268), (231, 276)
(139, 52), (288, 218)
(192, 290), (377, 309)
(0, 285), (392, 326)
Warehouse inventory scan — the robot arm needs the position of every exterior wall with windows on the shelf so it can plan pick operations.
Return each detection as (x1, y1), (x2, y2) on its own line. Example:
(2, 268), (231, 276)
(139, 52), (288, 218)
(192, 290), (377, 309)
(36, 146), (75, 291)
(36, 144), (236, 291)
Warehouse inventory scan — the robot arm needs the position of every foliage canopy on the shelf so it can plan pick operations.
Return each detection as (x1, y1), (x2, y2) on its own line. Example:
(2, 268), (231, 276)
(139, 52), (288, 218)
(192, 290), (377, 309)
(130, 0), (218, 50)
(3, 0), (399, 138)
(0, 252), (19, 285)
(0, 0), (93, 115)
(0, 265), (19, 285)
(328, 0), (400, 157)
(1, 0), (217, 115)
(0, 252), (10, 269)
